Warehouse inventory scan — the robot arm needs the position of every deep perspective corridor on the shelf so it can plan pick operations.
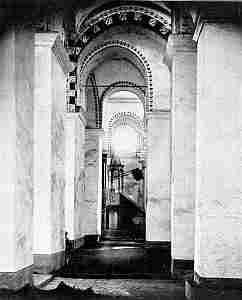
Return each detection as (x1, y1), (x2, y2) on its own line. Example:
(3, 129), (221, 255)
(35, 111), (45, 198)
(1, 1), (242, 299)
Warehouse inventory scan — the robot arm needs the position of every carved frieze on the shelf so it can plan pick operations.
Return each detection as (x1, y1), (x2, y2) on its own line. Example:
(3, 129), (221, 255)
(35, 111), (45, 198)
(66, 5), (171, 59)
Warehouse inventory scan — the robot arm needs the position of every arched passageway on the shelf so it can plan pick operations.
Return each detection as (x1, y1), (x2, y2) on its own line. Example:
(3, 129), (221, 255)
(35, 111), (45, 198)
(101, 91), (146, 241)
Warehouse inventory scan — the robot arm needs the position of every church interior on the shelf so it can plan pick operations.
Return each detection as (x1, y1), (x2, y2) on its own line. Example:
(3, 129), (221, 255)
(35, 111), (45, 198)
(0, 1), (242, 299)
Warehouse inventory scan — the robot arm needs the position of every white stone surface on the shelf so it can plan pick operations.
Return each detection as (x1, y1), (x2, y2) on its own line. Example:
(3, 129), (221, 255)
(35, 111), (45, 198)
(34, 33), (71, 256)
(64, 115), (76, 240)
(146, 111), (171, 241)
(64, 113), (86, 240)
(195, 23), (242, 278)
(0, 29), (34, 272)
(82, 129), (103, 235)
(169, 34), (196, 260)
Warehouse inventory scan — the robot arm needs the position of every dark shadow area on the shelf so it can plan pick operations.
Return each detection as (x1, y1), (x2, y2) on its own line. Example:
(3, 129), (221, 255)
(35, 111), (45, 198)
(0, 279), (187, 300)
(0, 281), (117, 300)
(56, 242), (171, 279)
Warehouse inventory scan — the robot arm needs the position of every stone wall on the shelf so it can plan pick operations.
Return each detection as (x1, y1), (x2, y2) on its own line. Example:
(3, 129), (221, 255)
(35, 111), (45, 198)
(33, 33), (73, 273)
(146, 112), (171, 241)
(74, 117), (86, 239)
(81, 130), (103, 236)
(50, 51), (66, 254)
(195, 23), (242, 279)
(0, 27), (34, 288)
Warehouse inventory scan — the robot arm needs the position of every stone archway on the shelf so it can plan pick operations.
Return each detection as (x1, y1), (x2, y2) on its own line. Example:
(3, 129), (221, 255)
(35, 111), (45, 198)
(99, 81), (146, 128)
(106, 111), (146, 155)
(77, 40), (153, 113)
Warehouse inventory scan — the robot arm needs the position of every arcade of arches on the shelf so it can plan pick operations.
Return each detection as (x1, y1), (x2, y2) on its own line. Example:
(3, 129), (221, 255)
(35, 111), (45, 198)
(0, 1), (242, 298)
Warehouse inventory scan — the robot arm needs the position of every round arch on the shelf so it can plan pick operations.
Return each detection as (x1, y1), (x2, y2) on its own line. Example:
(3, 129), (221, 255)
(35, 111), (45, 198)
(104, 111), (146, 156)
(72, 3), (171, 52)
(99, 81), (146, 128)
(77, 40), (153, 113)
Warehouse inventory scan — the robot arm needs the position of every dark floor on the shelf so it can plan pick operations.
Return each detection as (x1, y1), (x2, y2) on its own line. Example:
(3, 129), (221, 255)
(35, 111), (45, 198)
(58, 241), (171, 278)
(0, 278), (186, 300)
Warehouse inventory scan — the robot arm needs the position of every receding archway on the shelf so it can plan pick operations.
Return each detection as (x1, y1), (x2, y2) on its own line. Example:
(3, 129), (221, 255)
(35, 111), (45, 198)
(101, 90), (146, 241)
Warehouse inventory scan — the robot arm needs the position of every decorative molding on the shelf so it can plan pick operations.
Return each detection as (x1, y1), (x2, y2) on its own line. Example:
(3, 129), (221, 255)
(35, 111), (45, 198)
(67, 5), (171, 53)
(78, 40), (153, 112)
(82, 5), (170, 29)
(105, 111), (146, 156)
(99, 81), (146, 127)
(108, 111), (144, 131)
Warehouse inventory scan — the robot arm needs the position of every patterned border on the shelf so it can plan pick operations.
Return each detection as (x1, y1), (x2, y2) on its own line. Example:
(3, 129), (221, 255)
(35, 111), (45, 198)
(81, 5), (170, 29)
(105, 111), (146, 156)
(78, 40), (153, 112)
(72, 5), (171, 49)
(66, 4), (171, 59)
(108, 111), (144, 131)
(99, 81), (146, 127)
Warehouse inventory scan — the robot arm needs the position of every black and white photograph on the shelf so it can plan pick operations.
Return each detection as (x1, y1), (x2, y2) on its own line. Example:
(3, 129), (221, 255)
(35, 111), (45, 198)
(0, 1), (241, 299)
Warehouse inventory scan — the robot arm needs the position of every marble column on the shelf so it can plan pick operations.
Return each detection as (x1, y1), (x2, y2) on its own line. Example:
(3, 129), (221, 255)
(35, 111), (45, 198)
(146, 111), (171, 242)
(64, 111), (86, 244)
(167, 34), (197, 276)
(0, 27), (34, 290)
(83, 129), (104, 238)
(194, 23), (242, 283)
(33, 33), (73, 273)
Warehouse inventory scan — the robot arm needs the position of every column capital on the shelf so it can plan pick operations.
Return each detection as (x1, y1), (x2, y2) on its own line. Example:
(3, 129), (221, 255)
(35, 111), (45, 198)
(167, 34), (196, 57)
(35, 33), (74, 75)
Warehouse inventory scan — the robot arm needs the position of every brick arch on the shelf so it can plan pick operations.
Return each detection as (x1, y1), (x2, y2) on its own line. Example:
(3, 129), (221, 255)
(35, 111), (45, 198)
(77, 40), (153, 113)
